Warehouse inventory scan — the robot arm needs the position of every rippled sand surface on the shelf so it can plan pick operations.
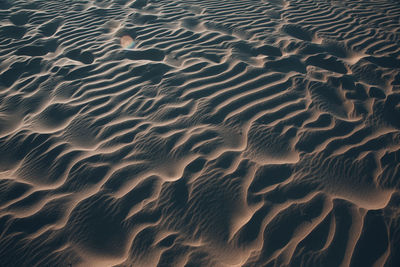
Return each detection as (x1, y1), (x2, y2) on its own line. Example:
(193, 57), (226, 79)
(1, 0), (400, 266)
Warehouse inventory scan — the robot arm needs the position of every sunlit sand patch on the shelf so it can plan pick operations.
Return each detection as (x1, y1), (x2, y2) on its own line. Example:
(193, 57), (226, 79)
(343, 52), (368, 65)
(120, 35), (136, 50)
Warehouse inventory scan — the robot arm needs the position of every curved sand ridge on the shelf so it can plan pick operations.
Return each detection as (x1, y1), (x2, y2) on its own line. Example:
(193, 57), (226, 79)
(0, 0), (400, 266)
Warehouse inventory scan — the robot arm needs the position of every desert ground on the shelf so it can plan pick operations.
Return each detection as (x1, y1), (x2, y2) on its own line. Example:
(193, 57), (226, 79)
(0, 0), (400, 266)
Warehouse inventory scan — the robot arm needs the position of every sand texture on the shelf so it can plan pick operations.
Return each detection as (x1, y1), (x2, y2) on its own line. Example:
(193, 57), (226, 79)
(1, 0), (400, 266)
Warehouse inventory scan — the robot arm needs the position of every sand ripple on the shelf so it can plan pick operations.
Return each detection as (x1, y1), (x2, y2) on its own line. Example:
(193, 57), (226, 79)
(1, 0), (400, 266)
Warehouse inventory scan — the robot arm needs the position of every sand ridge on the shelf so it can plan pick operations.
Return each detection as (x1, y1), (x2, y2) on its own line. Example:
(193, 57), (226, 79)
(0, 0), (400, 266)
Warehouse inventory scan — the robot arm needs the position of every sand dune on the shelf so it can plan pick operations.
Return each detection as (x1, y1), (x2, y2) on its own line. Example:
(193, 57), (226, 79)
(1, 0), (400, 266)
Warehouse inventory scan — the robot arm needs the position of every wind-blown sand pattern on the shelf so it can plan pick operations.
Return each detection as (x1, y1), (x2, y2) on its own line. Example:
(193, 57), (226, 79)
(1, 0), (400, 266)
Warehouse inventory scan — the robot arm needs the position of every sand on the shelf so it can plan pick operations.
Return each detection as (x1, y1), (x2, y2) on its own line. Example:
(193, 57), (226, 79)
(0, 0), (400, 266)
